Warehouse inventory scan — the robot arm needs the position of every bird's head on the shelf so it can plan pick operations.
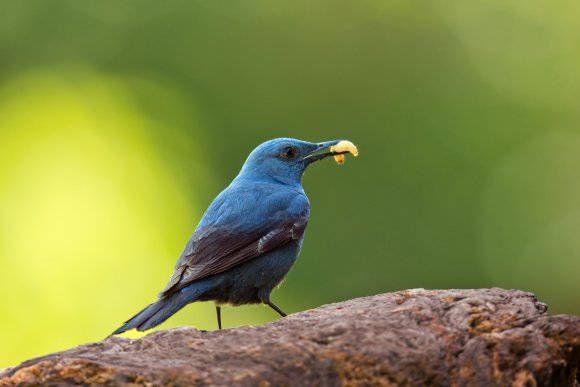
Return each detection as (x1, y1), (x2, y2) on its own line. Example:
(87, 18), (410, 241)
(238, 138), (355, 185)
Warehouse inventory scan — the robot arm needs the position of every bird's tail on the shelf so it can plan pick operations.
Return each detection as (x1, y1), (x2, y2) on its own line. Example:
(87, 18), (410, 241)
(111, 283), (209, 335)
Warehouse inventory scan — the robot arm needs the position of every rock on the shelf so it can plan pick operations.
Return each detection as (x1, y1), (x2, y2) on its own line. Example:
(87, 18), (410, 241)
(1, 288), (578, 386)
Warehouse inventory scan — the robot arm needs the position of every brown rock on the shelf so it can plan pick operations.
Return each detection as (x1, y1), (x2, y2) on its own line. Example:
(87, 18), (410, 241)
(1, 288), (578, 386)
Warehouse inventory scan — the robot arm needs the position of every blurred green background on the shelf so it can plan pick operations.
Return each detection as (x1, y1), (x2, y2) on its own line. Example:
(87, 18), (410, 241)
(1, 0), (579, 368)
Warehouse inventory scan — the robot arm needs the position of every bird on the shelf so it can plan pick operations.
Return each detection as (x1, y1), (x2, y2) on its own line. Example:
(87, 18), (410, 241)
(112, 138), (357, 335)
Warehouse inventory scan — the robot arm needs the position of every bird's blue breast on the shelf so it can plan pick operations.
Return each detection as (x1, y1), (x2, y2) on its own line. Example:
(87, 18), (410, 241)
(191, 176), (309, 305)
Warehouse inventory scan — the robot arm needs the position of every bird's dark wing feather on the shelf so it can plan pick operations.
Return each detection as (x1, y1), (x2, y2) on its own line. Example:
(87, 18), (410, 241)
(159, 186), (309, 297)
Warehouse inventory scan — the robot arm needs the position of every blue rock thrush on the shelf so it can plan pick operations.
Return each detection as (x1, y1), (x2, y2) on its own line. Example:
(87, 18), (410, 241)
(112, 138), (357, 334)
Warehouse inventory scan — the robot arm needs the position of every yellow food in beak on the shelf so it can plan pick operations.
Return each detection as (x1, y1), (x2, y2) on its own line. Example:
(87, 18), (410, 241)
(330, 140), (359, 164)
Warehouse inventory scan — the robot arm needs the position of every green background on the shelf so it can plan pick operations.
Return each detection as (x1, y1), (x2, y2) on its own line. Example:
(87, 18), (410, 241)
(1, 0), (579, 368)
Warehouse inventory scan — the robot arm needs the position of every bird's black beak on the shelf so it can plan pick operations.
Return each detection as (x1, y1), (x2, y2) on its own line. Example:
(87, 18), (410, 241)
(302, 140), (346, 166)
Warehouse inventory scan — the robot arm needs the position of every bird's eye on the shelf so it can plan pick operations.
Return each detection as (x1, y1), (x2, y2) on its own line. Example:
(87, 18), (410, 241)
(280, 146), (298, 159)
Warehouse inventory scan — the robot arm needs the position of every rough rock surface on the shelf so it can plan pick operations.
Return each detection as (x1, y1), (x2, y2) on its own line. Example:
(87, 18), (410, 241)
(1, 288), (579, 386)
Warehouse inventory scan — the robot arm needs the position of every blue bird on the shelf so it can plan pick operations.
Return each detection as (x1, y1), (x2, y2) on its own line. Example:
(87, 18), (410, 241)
(112, 138), (356, 334)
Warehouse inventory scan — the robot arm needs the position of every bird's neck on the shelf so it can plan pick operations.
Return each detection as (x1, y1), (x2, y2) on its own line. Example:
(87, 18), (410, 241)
(234, 172), (303, 188)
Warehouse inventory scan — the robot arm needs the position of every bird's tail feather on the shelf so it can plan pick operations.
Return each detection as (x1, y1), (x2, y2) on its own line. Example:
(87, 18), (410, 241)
(111, 283), (209, 335)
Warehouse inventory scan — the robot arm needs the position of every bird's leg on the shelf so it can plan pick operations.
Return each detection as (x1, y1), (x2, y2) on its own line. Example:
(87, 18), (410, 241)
(265, 300), (287, 317)
(258, 291), (287, 317)
(216, 305), (222, 330)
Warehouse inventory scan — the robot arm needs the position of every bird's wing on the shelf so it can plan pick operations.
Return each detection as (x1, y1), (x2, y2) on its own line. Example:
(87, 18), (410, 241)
(159, 186), (309, 297)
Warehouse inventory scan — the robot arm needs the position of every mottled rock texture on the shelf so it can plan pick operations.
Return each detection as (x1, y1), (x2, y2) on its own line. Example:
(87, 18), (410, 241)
(1, 288), (579, 386)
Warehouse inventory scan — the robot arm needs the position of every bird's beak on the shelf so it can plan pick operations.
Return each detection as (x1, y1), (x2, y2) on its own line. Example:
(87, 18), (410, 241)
(302, 140), (346, 166)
